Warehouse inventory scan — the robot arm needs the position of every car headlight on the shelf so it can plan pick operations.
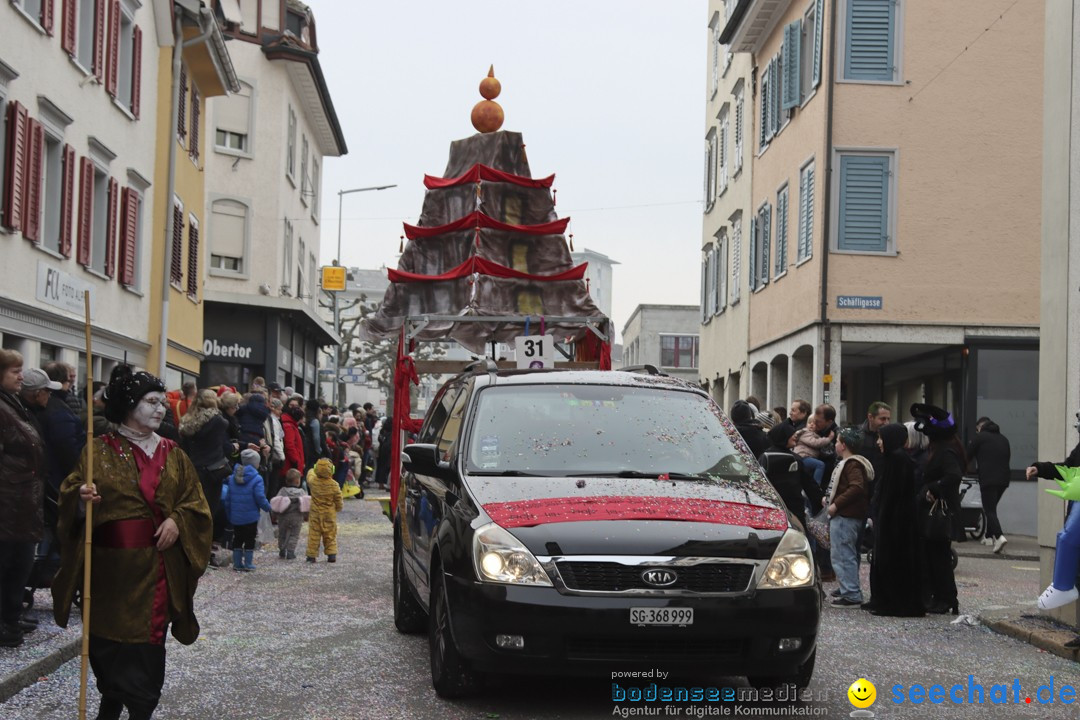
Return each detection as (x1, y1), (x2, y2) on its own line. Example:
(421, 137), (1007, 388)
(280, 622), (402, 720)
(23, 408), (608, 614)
(472, 523), (553, 586)
(757, 529), (815, 589)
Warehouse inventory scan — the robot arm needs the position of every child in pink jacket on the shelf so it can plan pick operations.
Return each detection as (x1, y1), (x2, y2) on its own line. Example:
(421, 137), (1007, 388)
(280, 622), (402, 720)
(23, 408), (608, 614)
(793, 416), (835, 486)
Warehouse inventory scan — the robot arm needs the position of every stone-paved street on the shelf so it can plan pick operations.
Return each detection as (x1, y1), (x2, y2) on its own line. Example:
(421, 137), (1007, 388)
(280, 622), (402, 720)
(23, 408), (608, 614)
(1, 497), (1077, 719)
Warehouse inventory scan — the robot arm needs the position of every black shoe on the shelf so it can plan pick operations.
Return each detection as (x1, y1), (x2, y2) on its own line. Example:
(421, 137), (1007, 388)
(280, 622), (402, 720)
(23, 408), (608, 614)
(831, 597), (862, 608)
(0, 625), (24, 648)
(279, 549), (287, 558)
(327, 554), (337, 563)
(306, 557), (316, 563)
(15, 619), (36, 633)
(830, 589), (842, 598)
(286, 550), (296, 560)
(927, 601), (959, 615)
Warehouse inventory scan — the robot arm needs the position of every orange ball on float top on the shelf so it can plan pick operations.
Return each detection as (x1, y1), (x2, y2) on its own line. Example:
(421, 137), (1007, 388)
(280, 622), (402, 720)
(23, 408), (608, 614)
(471, 65), (504, 133)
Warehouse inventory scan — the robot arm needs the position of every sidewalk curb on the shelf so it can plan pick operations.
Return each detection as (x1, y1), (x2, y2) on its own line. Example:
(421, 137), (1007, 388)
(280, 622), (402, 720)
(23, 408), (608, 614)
(954, 548), (1039, 562)
(0, 638), (80, 703)
(983, 617), (1079, 664)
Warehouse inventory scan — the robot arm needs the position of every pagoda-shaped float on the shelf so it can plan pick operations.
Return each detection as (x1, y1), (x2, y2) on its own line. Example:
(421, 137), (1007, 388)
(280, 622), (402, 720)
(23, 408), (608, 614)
(359, 67), (610, 357)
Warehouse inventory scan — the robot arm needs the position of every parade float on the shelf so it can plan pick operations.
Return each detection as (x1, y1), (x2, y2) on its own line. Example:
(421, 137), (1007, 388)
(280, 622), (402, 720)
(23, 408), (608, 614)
(358, 67), (613, 518)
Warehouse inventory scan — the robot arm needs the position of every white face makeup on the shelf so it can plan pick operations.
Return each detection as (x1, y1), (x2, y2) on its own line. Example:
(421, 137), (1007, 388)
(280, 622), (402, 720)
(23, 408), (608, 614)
(128, 391), (168, 432)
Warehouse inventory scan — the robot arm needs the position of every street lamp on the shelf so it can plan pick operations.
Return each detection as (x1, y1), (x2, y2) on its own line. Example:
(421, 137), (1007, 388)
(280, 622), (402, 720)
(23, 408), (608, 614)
(332, 184), (396, 409)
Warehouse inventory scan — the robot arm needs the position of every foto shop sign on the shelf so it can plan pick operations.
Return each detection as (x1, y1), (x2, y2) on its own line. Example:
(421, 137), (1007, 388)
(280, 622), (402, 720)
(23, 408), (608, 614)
(37, 262), (95, 318)
(203, 338), (264, 364)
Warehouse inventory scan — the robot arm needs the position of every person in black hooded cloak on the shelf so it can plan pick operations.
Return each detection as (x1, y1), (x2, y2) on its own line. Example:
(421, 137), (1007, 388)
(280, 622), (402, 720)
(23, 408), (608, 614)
(865, 423), (925, 617)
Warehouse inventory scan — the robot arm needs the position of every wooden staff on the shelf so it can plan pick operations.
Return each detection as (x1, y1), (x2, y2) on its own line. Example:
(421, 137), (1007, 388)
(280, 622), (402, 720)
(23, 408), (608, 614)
(78, 291), (94, 720)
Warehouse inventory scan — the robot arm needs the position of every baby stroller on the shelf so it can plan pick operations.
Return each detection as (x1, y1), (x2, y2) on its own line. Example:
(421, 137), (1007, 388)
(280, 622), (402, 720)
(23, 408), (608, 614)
(957, 476), (987, 541)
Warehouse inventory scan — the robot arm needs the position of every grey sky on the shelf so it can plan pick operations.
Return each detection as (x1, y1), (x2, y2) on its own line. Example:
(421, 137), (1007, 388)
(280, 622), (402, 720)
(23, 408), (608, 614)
(315, 1), (707, 339)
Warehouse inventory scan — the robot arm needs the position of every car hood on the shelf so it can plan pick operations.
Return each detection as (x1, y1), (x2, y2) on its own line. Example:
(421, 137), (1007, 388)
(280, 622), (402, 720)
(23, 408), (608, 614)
(465, 475), (789, 560)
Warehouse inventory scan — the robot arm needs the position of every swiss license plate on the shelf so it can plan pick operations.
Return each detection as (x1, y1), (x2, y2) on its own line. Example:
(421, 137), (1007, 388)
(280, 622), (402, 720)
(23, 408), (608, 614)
(630, 607), (694, 626)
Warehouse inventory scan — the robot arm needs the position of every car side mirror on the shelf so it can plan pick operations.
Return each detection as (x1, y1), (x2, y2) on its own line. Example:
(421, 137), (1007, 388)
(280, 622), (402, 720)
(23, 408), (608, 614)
(403, 443), (456, 483)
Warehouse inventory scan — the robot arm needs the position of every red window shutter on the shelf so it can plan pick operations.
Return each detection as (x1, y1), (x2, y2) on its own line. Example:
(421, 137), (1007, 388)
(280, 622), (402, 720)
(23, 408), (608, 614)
(104, 177), (118, 277)
(93, 0), (106, 81)
(22, 120), (45, 243)
(60, 144), (75, 257)
(77, 157), (94, 266)
(186, 220), (199, 296)
(2, 101), (28, 231)
(119, 188), (137, 286)
(42, 0), (54, 35)
(61, 0), (76, 54)
(130, 25), (142, 118)
(189, 88), (200, 161)
(105, 0), (120, 97)
(177, 66), (188, 139)
(170, 203), (183, 284)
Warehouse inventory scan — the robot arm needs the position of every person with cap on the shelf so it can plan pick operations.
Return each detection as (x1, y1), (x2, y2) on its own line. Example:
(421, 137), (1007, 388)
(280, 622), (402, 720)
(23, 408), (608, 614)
(730, 400), (767, 459)
(305, 458), (343, 563)
(823, 427), (873, 607)
(51, 365), (212, 720)
(910, 403), (963, 615)
(864, 423), (926, 617)
(0, 350), (45, 648)
(222, 448), (272, 571)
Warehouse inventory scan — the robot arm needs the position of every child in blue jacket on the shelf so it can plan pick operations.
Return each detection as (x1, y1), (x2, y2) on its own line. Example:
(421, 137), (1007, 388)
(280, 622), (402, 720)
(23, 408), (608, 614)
(222, 448), (272, 571)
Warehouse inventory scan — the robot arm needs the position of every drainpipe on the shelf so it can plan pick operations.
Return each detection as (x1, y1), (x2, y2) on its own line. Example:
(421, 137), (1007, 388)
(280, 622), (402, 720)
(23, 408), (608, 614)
(818, 0), (839, 407)
(158, 10), (215, 378)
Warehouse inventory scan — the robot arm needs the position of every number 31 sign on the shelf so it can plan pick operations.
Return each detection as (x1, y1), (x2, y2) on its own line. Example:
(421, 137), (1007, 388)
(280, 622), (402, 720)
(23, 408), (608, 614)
(514, 335), (556, 370)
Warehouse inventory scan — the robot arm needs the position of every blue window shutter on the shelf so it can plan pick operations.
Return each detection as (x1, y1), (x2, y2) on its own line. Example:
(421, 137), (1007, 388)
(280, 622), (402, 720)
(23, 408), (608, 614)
(838, 155), (890, 252)
(776, 187), (788, 274)
(701, 255), (708, 321)
(782, 21), (802, 110)
(799, 164), (815, 260)
(760, 204), (771, 285)
(813, 0), (824, 88)
(845, 0), (895, 81)
(749, 216), (757, 290)
(769, 59), (781, 136)
(761, 64), (772, 144)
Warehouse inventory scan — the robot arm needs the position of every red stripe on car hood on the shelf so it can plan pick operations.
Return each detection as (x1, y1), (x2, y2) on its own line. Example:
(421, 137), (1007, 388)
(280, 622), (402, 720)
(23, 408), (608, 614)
(482, 495), (788, 531)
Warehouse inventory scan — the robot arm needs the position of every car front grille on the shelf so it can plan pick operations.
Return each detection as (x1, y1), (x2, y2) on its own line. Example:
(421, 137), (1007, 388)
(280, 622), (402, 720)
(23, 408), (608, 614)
(565, 636), (743, 661)
(556, 561), (754, 594)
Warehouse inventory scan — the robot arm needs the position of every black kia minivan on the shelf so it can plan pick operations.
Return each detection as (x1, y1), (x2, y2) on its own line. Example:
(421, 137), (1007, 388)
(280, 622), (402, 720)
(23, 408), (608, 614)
(393, 366), (820, 698)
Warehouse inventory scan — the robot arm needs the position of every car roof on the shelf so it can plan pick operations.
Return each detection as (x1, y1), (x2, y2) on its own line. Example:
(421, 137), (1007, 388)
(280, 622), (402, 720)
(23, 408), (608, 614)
(464, 368), (707, 395)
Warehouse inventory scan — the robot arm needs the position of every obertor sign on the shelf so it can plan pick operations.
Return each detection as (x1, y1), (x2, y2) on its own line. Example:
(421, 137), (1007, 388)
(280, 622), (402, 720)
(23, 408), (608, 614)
(203, 339), (254, 359)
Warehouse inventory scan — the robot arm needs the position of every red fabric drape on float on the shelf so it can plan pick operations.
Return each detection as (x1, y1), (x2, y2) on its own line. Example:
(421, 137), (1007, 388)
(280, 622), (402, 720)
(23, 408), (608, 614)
(387, 257), (588, 284)
(423, 163), (555, 189)
(390, 329), (424, 514)
(403, 211), (570, 240)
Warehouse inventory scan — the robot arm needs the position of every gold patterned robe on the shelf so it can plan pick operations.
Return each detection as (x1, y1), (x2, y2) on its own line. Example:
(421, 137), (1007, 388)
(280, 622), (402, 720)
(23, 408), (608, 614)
(52, 434), (212, 645)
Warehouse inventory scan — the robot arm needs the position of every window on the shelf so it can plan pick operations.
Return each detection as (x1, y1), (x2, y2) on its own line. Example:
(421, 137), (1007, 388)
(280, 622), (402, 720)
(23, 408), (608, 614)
(310, 158), (319, 219)
(300, 134), (309, 204)
(843, 0), (898, 82)
(214, 80), (252, 155)
(117, 186), (142, 288)
(709, 12), (721, 99)
(285, 8), (305, 38)
(701, 247), (714, 323)
(797, 160), (815, 262)
(238, 0), (258, 33)
(106, 7), (137, 114)
(733, 83), (744, 174)
(715, 229), (728, 314)
(169, 196), (183, 285)
(286, 106), (296, 179)
(282, 219), (293, 292)
(661, 336), (699, 370)
(836, 151), (895, 253)
(89, 166), (108, 273)
(801, 0), (821, 100)
(708, 243), (719, 315)
(812, 0), (824, 89)
(209, 198), (248, 275)
(186, 214), (200, 297)
(704, 129), (717, 211)
(729, 212), (742, 304)
(759, 61), (771, 149)
(75, 0), (101, 73)
(177, 65), (188, 143)
(781, 20), (801, 110)
(297, 236), (306, 297)
(189, 86), (201, 161)
(749, 202), (771, 291)
(41, 133), (63, 253)
(775, 184), (789, 277)
(718, 106), (729, 195)
(13, 0), (52, 32)
(308, 251), (316, 305)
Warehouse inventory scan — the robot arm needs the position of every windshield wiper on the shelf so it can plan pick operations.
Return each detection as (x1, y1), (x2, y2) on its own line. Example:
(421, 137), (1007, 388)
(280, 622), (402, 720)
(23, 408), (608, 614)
(584, 470), (708, 481)
(467, 470), (547, 477)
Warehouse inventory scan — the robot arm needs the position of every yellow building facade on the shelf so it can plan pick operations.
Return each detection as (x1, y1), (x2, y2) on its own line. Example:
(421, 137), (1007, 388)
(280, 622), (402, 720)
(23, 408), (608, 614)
(147, 3), (237, 387)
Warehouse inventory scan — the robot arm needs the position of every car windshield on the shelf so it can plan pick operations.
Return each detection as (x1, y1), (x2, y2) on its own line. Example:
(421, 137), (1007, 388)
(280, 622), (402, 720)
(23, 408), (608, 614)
(465, 383), (753, 478)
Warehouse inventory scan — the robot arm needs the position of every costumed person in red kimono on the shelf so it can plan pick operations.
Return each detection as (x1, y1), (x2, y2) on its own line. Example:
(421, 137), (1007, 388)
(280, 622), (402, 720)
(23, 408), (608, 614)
(52, 365), (212, 720)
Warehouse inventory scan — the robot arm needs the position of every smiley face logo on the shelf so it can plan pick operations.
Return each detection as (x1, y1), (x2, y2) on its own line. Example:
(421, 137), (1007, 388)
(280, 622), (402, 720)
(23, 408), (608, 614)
(848, 678), (877, 709)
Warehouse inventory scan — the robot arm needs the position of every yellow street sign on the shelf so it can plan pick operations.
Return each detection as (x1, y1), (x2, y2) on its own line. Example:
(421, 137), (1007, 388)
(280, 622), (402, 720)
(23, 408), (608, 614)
(822, 374), (833, 384)
(322, 266), (346, 292)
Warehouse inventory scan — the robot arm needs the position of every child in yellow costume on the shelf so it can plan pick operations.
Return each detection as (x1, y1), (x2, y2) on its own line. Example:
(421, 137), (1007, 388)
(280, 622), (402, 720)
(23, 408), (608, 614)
(306, 458), (343, 563)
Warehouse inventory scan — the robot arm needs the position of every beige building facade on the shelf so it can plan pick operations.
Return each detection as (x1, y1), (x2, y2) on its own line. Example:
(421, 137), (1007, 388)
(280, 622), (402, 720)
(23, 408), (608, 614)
(700, 0), (754, 414)
(712, 0), (1041, 467)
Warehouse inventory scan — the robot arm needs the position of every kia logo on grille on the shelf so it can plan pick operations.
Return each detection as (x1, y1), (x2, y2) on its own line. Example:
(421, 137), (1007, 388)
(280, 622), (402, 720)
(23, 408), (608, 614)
(641, 569), (678, 587)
